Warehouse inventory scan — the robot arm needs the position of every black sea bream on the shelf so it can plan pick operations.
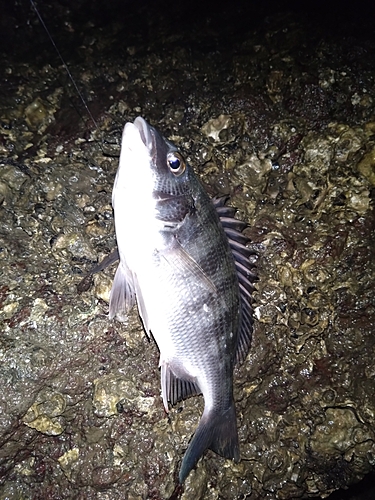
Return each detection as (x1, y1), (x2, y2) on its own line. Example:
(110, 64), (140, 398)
(109, 117), (255, 483)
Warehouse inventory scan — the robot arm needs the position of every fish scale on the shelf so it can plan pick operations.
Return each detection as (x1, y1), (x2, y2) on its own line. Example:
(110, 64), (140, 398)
(109, 117), (255, 483)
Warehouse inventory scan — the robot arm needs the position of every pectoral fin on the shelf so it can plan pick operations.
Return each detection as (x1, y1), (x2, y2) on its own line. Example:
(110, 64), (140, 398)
(163, 238), (217, 294)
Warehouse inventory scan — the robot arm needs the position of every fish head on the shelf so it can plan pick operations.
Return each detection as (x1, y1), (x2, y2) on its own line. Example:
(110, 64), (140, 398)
(113, 117), (196, 227)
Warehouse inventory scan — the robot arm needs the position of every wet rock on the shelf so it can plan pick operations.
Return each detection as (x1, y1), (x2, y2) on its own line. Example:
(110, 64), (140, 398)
(1, 1), (375, 499)
(24, 97), (54, 132)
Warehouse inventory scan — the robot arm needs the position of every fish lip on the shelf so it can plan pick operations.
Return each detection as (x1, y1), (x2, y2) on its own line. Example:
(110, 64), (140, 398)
(133, 116), (153, 151)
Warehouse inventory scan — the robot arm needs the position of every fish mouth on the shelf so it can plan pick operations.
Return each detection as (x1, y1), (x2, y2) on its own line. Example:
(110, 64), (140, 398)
(133, 116), (153, 152)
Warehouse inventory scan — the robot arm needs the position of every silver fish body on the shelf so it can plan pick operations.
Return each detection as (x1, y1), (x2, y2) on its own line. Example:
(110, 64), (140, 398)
(109, 117), (254, 482)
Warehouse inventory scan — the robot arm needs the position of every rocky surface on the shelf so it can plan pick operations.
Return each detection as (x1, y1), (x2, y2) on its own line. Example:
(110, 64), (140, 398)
(0, 1), (375, 498)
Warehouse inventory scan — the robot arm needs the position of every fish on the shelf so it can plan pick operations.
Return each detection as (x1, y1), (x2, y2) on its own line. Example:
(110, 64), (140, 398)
(30, 0), (255, 486)
(109, 117), (256, 483)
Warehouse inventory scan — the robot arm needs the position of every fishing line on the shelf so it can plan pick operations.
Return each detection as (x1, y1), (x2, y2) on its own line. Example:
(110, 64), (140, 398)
(29, 0), (99, 130)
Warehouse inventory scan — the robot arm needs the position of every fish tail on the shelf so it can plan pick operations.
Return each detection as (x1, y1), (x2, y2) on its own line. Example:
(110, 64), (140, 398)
(179, 401), (239, 483)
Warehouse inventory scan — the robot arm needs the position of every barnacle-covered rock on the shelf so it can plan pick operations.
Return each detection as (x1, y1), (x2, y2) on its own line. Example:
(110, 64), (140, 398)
(93, 372), (155, 417)
(25, 97), (55, 132)
(1, 2), (375, 499)
(201, 114), (243, 145)
(23, 391), (67, 435)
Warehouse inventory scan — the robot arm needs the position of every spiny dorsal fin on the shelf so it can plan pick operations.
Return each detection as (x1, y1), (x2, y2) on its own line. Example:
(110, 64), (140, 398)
(213, 196), (257, 365)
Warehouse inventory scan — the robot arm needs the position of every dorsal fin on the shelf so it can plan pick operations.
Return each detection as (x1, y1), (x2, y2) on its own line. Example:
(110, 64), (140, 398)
(213, 196), (257, 365)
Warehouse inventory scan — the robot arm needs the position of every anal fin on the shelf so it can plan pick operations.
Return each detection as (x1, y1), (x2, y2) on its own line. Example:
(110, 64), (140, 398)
(160, 361), (200, 412)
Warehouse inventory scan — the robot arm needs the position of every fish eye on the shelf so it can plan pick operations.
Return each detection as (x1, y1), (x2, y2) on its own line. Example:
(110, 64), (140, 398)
(167, 152), (186, 176)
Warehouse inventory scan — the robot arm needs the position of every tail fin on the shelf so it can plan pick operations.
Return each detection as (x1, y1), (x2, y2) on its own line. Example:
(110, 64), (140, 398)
(179, 402), (239, 483)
